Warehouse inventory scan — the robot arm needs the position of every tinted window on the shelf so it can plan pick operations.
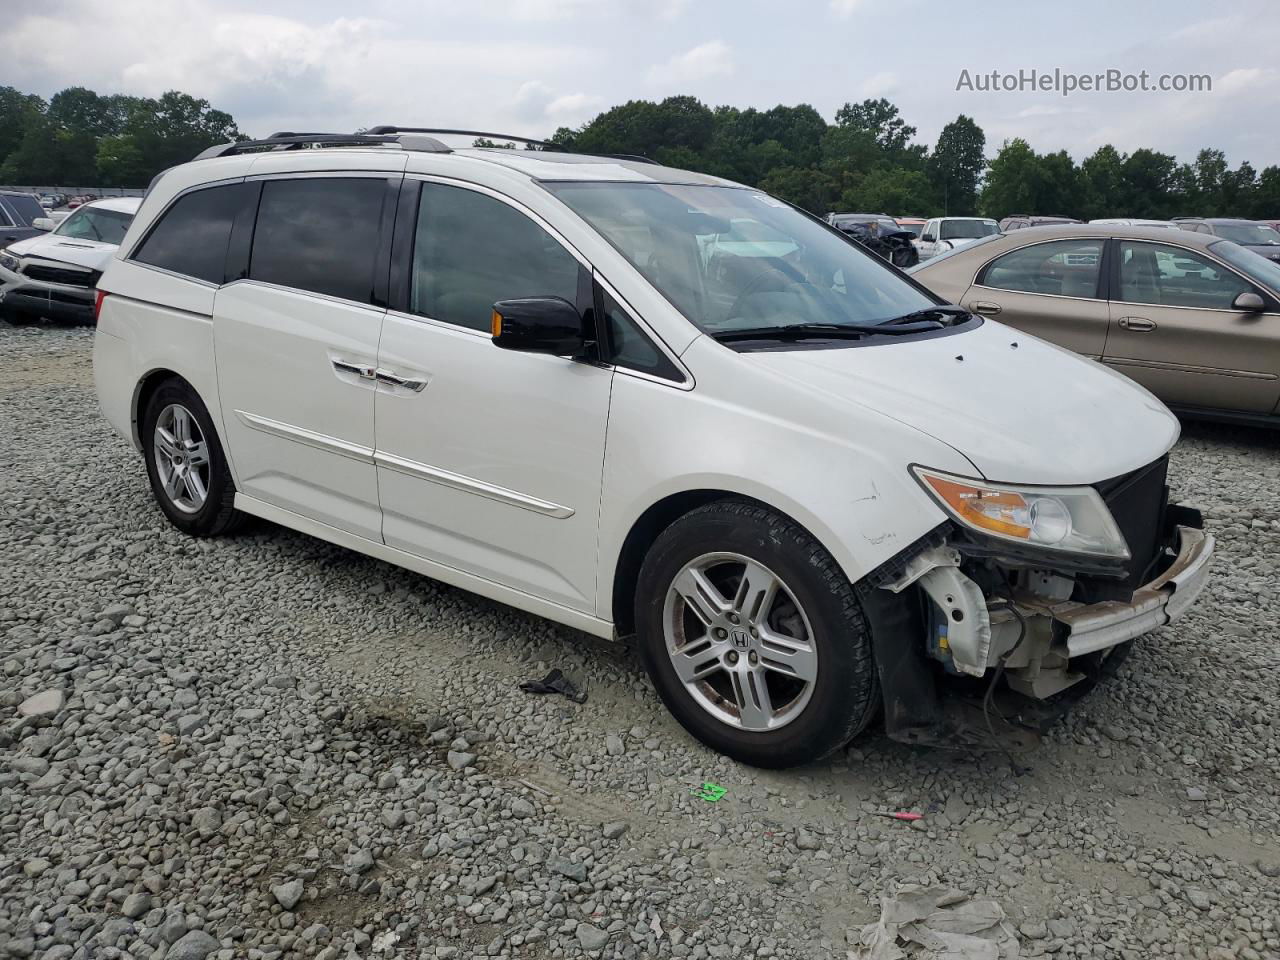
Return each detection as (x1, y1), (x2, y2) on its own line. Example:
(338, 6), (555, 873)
(6, 195), (45, 225)
(134, 184), (248, 284)
(940, 219), (999, 240)
(1118, 241), (1251, 309)
(600, 287), (681, 381)
(411, 183), (579, 331)
(56, 206), (134, 245)
(982, 239), (1102, 297)
(249, 178), (385, 302)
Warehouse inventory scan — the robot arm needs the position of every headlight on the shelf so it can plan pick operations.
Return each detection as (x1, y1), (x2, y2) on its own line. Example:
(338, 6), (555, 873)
(0, 253), (19, 273)
(913, 467), (1130, 560)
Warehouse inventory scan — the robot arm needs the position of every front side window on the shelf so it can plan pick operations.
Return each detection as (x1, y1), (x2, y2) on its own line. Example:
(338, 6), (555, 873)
(1209, 240), (1280, 296)
(56, 206), (134, 245)
(134, 183), (249, 284)
(545, 182), (936, 335)
(410, 183), (579, 332)
(599, 287), (681, 380)
(250, 178), (385, 303)
(6, 195), (45, 226)
(1118, 241), (1251, 309)
(981, 239), (1102, 297)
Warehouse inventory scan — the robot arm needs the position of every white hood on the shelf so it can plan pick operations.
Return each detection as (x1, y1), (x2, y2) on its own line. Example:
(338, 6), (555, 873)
(745, 319), (1179, 486)
(5, 233), (118, 271)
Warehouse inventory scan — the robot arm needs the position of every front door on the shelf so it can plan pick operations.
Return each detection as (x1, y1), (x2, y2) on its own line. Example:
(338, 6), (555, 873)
(374, 180), (613, 612)
(1104, 239), (1280, 413)
(214, 174), (399, 541)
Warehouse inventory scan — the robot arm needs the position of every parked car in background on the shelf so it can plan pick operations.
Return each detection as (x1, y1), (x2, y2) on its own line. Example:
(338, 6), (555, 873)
(0, 197), (141, 325)
(895, 217), (926, 237)
(1090, 218), (1179, 229)
(39, 195), (57, 210)
(829, 214), (919, 267)
(0, 190), (54, 247)
(999, 214), (1080, 231)
(91, 129), (1210, 768)
(1173, 218), (1280, 262)
(915, 216), (1000, 261)
(909, 223), (1280, 424)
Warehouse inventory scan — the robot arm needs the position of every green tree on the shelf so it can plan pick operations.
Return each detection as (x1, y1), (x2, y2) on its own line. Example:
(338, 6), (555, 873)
(834, 98), (916, 155)
(1120, 149), (1180, 218)
(1079, 145), (1125, 219)
(928, 115), (985, 215)
(0, 86), (46, 171)
(757, 165), (834, 214)
(979, 138), (1041, 218)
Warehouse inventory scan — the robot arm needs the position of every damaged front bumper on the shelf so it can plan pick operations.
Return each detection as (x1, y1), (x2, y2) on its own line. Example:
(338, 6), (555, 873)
(1022, 525), (1213, 658)
(862, 505), (1214, 748)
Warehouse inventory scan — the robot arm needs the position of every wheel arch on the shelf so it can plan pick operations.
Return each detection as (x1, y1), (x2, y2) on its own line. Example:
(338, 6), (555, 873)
(609, 488), (851, 637)
(132, 368), (199, 450)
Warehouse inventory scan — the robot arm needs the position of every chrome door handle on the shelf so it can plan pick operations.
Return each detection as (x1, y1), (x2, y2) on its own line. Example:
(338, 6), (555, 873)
(332, 358), (376, 380)
(970, 301), (1002, 316)
(1118, 317), (1156, 332)
(375, 369), (428, 392)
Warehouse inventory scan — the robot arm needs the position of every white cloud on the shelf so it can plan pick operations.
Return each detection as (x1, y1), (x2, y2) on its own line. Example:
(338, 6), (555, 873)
(646, 41), (733, 87)
(830, 0), (865, 19)
(545, 93), (605, 120)
(859, 71), (898, 98)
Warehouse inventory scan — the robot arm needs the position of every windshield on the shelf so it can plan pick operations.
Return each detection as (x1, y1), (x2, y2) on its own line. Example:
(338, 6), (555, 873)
(55, 206), (134, 245)
(896, 222), (924, 237)
(545, 183), (936, 333)
(940, 219), (1000, 240)
(1214, 222), (1280, 246)
(1209, 240), (1280, 292)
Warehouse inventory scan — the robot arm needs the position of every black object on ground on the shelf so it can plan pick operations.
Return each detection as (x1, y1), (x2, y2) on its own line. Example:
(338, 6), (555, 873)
(519, 668), (587, 703)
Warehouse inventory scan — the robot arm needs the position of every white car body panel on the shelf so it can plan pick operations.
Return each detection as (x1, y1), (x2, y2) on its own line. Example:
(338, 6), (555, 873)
(92, 144), (1184, 642)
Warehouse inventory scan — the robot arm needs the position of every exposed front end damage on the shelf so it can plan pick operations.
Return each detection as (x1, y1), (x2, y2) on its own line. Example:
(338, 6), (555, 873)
(861, 458), (1214, 749)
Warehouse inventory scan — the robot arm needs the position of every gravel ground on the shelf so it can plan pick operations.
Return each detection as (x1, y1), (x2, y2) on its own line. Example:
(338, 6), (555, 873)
(1, 322), (1277, 960)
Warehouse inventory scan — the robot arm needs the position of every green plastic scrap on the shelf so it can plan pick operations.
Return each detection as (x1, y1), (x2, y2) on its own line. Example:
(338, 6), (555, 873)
(691, 782), (727, 803)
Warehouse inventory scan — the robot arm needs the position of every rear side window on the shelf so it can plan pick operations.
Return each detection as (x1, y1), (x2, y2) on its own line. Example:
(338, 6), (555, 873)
(133, 183), (248, 284)
(410, 183), (579, 331)
(981, 239), (1103, 298)
(250, 177), (386, 303)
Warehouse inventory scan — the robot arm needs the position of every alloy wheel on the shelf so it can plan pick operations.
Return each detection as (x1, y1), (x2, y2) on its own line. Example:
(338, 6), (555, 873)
(153, 403), (211, 514)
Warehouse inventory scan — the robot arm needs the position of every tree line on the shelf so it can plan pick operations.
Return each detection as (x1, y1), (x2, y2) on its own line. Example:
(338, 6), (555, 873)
(0, 86), (241, 187)
(2, 83), (1276, 221)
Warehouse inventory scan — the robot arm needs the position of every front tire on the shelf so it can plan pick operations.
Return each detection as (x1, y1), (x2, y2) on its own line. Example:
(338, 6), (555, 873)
(141, 379), (244, 537)
(635, 500), (879, 768)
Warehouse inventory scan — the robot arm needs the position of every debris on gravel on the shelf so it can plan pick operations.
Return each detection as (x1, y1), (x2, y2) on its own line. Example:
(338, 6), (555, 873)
(1, 323), (1278, 959)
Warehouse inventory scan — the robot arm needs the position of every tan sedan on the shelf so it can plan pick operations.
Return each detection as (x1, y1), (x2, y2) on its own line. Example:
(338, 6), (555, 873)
(908, 224), (1280, 424)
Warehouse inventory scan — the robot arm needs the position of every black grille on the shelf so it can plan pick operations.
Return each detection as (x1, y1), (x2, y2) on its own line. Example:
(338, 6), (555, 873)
(1084, 456), (1169, 601)
(23, 263), (98, 287)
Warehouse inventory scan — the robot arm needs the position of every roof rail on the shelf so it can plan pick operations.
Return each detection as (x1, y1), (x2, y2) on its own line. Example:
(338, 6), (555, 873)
(366, 126), (565, 151)
(193, 132), (452, 161)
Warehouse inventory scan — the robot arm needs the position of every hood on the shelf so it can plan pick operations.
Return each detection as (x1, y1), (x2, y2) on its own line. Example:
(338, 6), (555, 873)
(940, 236), (985, 250)
(744, 319), (1179, 486)
(5, 232), (117, 270)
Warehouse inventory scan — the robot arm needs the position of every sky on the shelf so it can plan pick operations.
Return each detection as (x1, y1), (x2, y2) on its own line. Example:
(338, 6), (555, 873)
(4, 0), (1280, 168)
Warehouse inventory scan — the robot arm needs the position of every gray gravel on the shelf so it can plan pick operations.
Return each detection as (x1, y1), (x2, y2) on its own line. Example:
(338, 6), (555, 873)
(1, 321), (1278, 960)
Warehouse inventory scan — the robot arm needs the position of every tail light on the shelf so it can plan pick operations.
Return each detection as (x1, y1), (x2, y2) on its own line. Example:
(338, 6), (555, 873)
(93, 289), (108, 322)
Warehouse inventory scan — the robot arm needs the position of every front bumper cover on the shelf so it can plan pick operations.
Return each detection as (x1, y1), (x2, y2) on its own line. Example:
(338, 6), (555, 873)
(1027, 525), (1214, 656)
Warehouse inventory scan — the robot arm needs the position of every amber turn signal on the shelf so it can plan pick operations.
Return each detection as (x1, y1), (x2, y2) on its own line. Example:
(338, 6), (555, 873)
(491, 310), (503, 338)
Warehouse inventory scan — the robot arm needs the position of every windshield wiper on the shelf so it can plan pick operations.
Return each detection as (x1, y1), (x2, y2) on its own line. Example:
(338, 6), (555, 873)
(883, 305), (972, 325)
(711, 320), (944, 343)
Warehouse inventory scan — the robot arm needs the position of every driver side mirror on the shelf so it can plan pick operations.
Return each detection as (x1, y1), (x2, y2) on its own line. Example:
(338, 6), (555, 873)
(1233, 291), (1266, 312)
(32, 218), (53, 231)
(921, 233), (935, 243)
(491, 297), (588, 357)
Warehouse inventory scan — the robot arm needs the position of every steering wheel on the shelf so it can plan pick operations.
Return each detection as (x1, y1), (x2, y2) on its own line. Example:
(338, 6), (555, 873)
(726, 261), (809, 321)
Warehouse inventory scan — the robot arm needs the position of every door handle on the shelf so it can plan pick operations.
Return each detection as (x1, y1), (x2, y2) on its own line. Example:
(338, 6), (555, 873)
(1118, 317), (1157, 332)
(969, 301), (1002, 316)
(331, 358), (376, 380)
(375, 369), (428, 392)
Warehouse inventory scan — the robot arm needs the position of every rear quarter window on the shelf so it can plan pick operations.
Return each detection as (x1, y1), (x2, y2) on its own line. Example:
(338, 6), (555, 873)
(133, 183), (251, 284)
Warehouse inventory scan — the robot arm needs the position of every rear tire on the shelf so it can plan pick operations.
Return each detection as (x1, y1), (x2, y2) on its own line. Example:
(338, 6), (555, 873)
(141, 379), (244, 537)
(635, 499), (879, 768)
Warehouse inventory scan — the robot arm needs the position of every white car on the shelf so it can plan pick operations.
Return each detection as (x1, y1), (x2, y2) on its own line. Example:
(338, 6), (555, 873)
(0, 197), (141, 325)
(92, 129), (1213, 768)
(1088, 218), (1180, 229)
(916, 217), (1001, 261)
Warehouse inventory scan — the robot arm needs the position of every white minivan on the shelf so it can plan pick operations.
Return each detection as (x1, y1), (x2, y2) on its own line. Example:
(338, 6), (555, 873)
(92, 130), (1212, 768)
